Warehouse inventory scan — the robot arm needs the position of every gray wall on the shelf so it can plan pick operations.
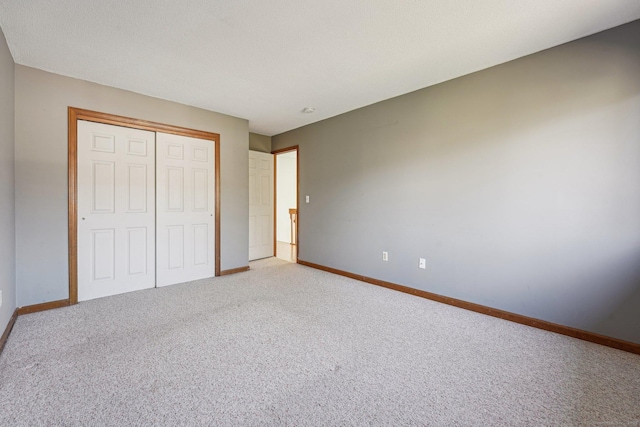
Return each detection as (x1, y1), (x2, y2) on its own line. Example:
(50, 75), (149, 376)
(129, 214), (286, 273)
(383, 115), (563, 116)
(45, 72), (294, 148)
(249, 132), (272, 153)
(273, 20), (640, 344)
(15, 65), (249, 306)
(0, 28), (16, 331)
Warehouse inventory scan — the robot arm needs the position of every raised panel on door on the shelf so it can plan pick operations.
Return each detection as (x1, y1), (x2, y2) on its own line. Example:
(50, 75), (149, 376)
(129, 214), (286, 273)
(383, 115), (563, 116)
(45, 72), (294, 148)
(77, 120), (156, 301)
(156, 133), (215, 287)
(167, 225), (185, 270)
(127, 227), (148, 275)
(167, 167), (185, 211)
(248, 150), (274, 260)
(91, 161), (115, 213)
(192, 169), (209, 211)
(259, 215), (270, 245)
(248, 215), (256, 248)
(127, 165), (148, 212)
(91, 229), (115, 281)
(192, 224), (209, 266)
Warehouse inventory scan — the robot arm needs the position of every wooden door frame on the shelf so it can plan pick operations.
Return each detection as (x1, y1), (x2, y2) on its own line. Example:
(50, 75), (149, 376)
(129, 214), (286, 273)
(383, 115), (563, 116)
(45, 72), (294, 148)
(68, 107), (221, 304)
(271, 146), (299, 262)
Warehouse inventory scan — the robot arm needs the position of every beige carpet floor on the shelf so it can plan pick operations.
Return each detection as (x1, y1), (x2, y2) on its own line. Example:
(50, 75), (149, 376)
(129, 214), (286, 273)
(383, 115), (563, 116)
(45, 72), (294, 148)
(1, 258), (639, 426)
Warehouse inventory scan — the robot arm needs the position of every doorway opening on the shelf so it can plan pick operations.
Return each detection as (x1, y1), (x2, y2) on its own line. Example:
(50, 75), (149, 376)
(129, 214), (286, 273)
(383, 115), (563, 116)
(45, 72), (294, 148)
(273, 147), (298, 263)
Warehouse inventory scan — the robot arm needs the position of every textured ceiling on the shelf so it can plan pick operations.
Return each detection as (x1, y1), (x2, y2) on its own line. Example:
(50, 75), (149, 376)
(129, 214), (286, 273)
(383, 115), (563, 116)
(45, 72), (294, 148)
(1, 1), (640, 136)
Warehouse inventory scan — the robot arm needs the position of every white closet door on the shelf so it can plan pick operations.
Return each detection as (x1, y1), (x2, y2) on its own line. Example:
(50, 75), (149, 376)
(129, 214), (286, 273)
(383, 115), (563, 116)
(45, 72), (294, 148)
(249, 151), (274, 260)
(156, 132), (215, 286)
(77, 121), (156, 301)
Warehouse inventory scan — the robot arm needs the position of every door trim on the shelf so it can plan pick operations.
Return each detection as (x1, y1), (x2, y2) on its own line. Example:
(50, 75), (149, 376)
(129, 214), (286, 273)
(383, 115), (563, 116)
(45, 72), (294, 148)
(272, 146), (299, 262)
(68, 107), (221, 304)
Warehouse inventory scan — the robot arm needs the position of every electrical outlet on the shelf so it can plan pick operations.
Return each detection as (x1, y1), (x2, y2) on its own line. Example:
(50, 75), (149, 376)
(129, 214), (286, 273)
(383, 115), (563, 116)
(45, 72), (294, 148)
(419, 258), (426, 269)
(382, 251), (389, 261)
(305, 195), (310, 203)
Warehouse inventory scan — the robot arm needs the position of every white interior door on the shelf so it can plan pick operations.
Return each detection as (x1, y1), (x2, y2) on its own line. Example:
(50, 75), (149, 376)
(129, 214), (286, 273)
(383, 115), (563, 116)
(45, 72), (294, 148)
(156, 132), (215, 286)
(77, 120), (156, 301)
(249, 150), (274, 260)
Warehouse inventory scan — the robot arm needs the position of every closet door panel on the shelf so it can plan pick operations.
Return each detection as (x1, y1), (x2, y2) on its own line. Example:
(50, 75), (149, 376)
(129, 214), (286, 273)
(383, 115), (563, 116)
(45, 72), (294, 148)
(156, 133), (215, 286)
(77, 120), (156, 301)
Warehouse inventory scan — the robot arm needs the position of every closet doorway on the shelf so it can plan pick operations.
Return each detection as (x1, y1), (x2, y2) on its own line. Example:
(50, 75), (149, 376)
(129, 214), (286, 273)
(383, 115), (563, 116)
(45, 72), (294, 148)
(273, 147), (298, 263)
(68, 108), (221, 303)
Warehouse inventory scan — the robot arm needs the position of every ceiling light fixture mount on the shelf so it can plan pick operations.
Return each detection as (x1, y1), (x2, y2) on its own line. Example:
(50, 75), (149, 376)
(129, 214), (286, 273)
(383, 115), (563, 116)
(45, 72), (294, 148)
(301, 107), (315, 114)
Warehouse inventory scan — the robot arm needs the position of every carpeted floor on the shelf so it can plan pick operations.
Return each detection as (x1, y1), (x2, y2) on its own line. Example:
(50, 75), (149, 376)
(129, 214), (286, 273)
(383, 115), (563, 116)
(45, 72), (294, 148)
(1, 258), (639, 426)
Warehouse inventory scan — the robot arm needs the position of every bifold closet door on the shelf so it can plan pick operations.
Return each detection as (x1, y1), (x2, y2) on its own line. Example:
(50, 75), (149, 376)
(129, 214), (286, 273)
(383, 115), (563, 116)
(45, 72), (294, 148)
(77, 120), (156, 301)
(156, 132), (215, 287)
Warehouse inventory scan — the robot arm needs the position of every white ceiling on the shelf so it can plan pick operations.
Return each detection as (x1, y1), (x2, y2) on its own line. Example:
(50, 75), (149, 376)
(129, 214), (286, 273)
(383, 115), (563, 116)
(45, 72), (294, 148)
(1, 1), (640, 136)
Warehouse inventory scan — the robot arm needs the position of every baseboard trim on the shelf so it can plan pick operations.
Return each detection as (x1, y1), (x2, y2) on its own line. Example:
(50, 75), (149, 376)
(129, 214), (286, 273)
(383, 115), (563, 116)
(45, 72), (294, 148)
(0, 309), (19, 355)
(297, 260), (640, 355)
(17, 299), (71, 315)
(220, 266), (250, 276)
